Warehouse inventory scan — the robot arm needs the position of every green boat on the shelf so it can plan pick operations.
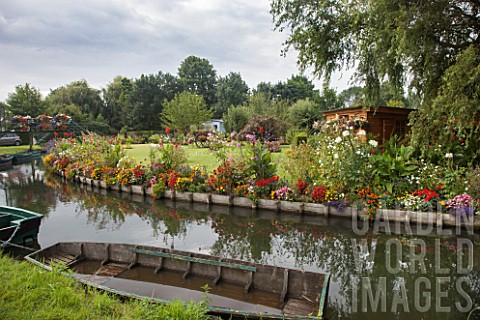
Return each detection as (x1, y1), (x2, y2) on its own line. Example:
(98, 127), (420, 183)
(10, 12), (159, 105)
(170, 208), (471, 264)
(0, 155), (14, 171)
(12, 151), (42, 165)
(0, 206), (43, 245)
(26, 242), (330, 319)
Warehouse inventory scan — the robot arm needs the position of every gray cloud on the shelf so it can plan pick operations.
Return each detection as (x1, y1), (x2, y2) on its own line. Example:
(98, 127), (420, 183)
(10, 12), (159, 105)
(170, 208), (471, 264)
(0, 0), (350, 101)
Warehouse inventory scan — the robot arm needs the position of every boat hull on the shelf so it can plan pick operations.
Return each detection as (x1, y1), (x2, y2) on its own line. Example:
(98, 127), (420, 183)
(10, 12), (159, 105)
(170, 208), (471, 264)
(0, 155), (14, 171)
(0, 206), (43, 244)
(12, 151), (42, 165)
(26, 242), (329, 319)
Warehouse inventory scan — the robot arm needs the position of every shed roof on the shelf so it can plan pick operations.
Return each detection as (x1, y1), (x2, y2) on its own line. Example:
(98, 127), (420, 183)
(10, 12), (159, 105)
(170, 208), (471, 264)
(323, 106), (415, 116)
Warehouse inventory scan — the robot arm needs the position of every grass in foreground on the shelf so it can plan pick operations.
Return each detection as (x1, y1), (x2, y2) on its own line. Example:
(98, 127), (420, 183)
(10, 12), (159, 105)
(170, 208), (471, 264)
(0, 253), (210, 320)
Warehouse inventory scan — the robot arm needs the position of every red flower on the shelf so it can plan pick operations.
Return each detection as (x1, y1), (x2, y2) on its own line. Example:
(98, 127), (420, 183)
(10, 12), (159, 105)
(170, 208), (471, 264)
(166, 127), (171, 134)
(296, 179), (309, 195)
(259, 126), (264, 134)
(311, 186), (327, 203)
(256, 179), (270, 187)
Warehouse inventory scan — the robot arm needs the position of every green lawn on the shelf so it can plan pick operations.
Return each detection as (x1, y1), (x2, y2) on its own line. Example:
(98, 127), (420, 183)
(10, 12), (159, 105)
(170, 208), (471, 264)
(126, 144), (289, 174)
(0, 145), (41, 155)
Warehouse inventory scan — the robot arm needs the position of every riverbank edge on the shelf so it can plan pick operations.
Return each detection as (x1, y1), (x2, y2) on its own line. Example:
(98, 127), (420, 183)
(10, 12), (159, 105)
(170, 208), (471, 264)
(0, 254), (210, 319)
(56, 171), (480, 230)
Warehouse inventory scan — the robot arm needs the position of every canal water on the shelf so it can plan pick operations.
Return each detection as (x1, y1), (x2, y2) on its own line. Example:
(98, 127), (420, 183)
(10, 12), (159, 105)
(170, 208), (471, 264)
(1, 162), (479, 319)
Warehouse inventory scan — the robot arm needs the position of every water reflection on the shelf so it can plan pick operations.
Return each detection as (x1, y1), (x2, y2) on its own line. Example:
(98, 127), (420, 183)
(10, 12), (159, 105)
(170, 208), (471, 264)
(1, 164), (479, 319)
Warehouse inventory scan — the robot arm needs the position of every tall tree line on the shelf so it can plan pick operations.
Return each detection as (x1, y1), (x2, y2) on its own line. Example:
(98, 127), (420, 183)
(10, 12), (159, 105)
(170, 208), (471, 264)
(4, 54), (409, 135)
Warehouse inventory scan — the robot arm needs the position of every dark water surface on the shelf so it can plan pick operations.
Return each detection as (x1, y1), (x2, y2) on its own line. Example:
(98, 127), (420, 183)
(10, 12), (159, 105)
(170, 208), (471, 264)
(1, 162), (479, 319)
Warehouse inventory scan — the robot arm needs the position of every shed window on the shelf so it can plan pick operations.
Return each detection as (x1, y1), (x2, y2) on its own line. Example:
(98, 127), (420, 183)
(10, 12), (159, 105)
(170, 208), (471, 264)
(394, 120), (406, 137)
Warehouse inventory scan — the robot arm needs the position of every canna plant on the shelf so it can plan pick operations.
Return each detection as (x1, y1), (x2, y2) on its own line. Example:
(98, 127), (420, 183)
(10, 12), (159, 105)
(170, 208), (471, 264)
(370, 138), (418, 195)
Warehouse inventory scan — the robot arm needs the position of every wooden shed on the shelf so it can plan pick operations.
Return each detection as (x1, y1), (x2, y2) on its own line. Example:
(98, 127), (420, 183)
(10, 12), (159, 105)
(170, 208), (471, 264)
(323, 106), (414, 144)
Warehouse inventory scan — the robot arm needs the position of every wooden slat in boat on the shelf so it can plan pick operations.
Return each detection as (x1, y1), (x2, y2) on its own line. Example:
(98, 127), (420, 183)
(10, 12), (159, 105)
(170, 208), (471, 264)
(283, 298), (316, 317)
(95, 262), (129, 277)
(46, 252), (76, 265)
(131, 248), (257, 272)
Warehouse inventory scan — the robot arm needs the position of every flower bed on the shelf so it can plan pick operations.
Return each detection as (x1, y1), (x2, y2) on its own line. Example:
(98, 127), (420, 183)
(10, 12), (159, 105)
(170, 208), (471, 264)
(43, 132), (479, 229)
(50, 168), (480, 229)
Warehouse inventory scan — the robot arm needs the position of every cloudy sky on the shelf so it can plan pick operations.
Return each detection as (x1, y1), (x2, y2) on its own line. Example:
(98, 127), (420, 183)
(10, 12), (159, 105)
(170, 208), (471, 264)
(0, 0), (351, 101)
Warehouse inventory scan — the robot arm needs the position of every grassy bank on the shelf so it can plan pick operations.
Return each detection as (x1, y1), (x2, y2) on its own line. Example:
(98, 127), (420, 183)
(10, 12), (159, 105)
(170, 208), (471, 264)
(0, 253), (210, 320)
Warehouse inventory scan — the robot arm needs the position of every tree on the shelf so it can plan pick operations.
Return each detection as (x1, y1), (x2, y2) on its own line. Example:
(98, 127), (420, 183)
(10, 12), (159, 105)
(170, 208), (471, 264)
(161, 92), (213, 134)
(282, 75), (315, 102)
(253, 82), (275, 99)
(288, 99), (325, 130)
(178, 56), (217, 108)
(214, 72), (249, 118)
(410, 45), (480, 166)
(271, 0), (480, 105)
(46, 80), (104, 119)
(223, 105), (251, 133)
(247, 92), (273, 116)
(338, 86), (364, 108)
(318, 85), (343, 110)
(6, 83), (45, 116)
(128, 72), (181, 130)
(103, 76), (134, 131)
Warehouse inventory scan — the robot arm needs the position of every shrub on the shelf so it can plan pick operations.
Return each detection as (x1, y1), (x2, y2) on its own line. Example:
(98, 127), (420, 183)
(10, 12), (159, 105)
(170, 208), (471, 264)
(150, 144), (187, 171)
(292, 132), (308, 146)
(238, 115), (288, 142)
(148, 134), (161, 144)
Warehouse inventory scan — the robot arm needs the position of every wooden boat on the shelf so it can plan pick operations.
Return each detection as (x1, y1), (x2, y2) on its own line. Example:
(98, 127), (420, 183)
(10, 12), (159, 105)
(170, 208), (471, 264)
(0, 155), (13, 171)
(12, 151), (42, 165)
(0, 206), (43, 245)
(26, 242), (330, 319)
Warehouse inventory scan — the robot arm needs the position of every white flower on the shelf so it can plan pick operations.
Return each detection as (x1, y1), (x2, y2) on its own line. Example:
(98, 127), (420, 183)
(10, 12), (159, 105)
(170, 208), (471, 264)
(335, 137), (342, 143)
(342, 130), (350, 137)
(445, 153), (453, 159)
(368, 140), (378, 147)
(334, 153), (339, 159)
